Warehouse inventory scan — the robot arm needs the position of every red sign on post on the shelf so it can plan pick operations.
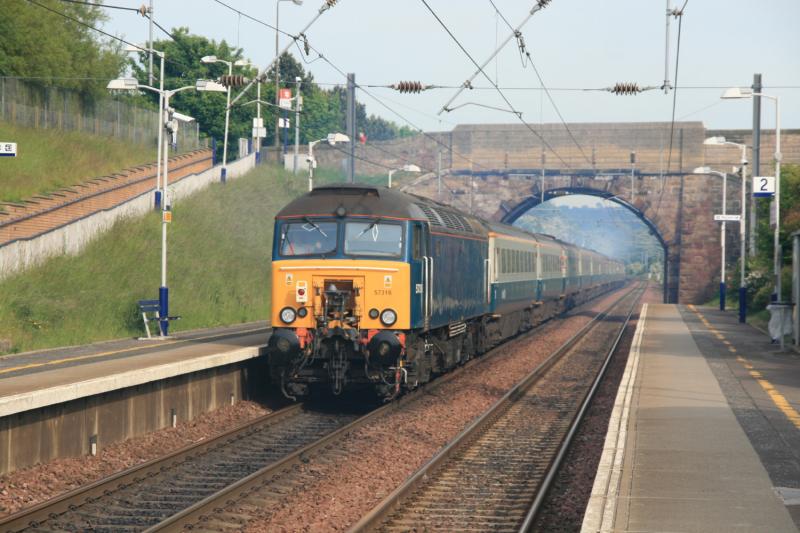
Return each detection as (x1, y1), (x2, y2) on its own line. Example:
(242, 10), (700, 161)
(279, 88), (293, 109)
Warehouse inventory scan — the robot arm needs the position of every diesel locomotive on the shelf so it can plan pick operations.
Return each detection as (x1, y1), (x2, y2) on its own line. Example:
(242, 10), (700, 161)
(268, 184), (625, 400)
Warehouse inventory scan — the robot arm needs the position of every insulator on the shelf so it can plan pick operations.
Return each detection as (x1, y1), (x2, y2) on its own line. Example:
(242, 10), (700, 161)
(219, 75), (248, 88)
(326, 0), (338, 6)
(538, 0), (551, 7)
(610, 82), (642, 96)
(137, 4), (148, 16)
(392, 81), (425, 94)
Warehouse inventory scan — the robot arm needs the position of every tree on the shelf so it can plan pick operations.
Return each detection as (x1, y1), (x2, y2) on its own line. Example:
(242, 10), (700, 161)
(0, 0), (126, 102)
(128, 33), (415, 155)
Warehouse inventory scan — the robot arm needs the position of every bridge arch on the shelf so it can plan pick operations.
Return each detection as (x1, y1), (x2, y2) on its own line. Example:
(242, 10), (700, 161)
(498, 187), (670, 302)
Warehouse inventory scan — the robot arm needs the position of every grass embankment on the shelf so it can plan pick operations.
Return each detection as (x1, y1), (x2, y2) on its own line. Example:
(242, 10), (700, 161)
(0, 120), (155, 203)
(0, 164), (387, 354)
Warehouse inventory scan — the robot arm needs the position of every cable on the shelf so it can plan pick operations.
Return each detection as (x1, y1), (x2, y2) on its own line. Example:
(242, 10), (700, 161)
(27, 0), (142, 51)
(665, 10), (685, 175)
(25, 0), (200, 79)
(677, 99), (721, 121)
(419, 0), (573, 170)
(488, 0), (593, 167)
(56, 0), (140, 12)
(211, 0), (294, 39)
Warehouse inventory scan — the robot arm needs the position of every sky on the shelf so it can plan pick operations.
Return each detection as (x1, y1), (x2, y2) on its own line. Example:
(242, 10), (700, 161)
(98, 0), (799, 134)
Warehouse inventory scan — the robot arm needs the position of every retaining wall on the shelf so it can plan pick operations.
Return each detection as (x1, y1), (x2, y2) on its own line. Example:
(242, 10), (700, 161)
(0, 153), (256, 280)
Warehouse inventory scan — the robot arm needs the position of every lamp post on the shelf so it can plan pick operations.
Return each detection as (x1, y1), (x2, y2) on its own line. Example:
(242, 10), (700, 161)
(294, 76), (302, 174)
(201, 55), (235, 182)
(388, 164), (421, 188)
(108, 77), (223, 336)
(722, 87), (782, 301)
(700, 135), (749, 321)
(125, 44), (164, 209)
(235, 59), (262, 162)
(307, 133), (350, 191)
(695, 165), (731, 311)
(275, 0), (304, 159)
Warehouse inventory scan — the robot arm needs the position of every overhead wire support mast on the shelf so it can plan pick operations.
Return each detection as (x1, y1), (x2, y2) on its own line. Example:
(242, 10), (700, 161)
(438, 0), (550, 116)
(227, 0), (340, 111)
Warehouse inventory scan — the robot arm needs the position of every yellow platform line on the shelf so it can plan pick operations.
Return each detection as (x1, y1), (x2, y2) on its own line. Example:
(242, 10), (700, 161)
(0, 326), (267, 377)
(689, 306), (800, 430)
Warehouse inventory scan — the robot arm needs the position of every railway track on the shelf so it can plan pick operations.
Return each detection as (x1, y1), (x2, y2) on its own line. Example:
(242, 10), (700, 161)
(0, 404), (361, 532)
(350, 282), (645, 533)
(1, 283), (636, 533)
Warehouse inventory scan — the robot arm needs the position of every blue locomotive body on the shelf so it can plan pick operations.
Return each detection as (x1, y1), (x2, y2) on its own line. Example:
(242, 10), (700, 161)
(268, 184), (624, 399)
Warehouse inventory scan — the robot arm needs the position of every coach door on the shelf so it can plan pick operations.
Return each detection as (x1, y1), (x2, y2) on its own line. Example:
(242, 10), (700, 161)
(411, 222), (432, 330)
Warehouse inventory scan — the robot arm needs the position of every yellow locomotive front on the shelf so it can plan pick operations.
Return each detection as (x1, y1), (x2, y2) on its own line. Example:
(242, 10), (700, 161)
(268, 186), (417, 399)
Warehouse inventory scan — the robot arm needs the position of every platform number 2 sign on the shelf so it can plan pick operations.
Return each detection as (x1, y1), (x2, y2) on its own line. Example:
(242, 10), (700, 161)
(753, 176), (775, 198)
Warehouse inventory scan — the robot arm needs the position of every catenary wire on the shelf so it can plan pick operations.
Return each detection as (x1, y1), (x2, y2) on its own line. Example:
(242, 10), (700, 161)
(488, 0), (593, 167)
(418, 0), (573, 170)
(206, 0), (492, 173)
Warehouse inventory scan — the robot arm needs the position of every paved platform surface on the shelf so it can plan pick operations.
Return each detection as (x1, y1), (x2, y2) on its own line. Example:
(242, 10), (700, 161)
(585, 303), (799, 532)
(0, 322), (271, 416)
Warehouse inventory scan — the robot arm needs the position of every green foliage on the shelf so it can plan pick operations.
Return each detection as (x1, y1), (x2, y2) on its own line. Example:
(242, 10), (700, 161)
(0, 119), (155, 203)
(0, 163), (382, 353)
(722, 164), (800, 314)
(0, 0), (126, 102)
(127, 34), (412, 154)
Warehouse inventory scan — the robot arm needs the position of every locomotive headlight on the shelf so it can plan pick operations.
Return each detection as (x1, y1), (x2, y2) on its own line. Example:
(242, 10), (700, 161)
(380, 308), (397, 326)
(280, 307), (297, 324)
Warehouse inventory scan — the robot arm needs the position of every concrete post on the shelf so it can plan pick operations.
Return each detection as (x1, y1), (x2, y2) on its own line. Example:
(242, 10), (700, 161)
(750, 74), (762, 257)
(346, 73), (356, 183)
(793, 231), (800, 346)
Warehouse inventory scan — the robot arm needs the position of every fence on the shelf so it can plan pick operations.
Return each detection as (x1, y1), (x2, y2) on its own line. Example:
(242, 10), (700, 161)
(0, 77), (204, 153)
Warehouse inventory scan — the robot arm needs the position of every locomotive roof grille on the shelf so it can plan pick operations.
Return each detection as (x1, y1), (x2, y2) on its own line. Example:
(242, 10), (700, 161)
(415, 202), (444, 227)
(414, 202), (475, 233)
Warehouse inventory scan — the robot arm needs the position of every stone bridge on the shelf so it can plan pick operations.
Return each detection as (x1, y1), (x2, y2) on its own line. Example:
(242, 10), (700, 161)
(312, 121), (800, 303)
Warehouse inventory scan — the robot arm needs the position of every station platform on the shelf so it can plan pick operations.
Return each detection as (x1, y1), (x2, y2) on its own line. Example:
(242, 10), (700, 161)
(584, 304), (800, 532)
(0, 322), (270, 417)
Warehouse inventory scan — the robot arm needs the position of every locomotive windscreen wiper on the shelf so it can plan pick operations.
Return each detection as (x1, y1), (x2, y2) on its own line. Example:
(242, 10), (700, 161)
(357, 218), (382, 239)
(303, 217), (328, 237)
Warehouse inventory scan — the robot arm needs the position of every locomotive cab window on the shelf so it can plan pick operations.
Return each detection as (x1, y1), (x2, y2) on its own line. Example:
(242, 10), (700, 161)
(344, 221), (404, 257)
(280, 220), (338, 256)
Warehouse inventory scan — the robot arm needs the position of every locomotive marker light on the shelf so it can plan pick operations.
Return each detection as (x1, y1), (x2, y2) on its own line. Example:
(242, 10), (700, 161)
(701, 137), (749, 322)
(307, 133), (350, 191)
(388, 164), (422, 188)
